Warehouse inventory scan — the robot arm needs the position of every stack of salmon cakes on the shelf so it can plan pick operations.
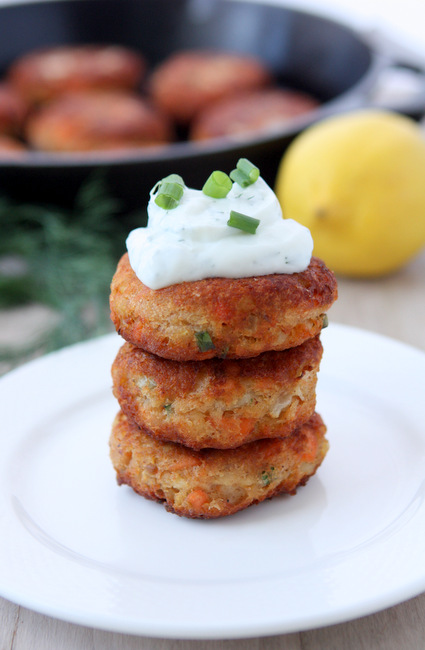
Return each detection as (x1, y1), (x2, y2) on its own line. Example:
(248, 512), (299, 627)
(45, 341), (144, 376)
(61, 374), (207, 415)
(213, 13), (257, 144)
(108, 165), (337, 518)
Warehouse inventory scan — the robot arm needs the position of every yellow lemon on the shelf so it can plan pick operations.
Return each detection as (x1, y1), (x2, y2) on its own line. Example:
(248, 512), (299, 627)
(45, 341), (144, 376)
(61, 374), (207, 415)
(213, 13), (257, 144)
(275, 109), (425, 276)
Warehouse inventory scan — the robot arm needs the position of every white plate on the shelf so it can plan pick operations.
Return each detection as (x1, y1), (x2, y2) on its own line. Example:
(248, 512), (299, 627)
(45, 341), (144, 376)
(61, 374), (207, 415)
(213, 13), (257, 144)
(1, 324), (425, 639)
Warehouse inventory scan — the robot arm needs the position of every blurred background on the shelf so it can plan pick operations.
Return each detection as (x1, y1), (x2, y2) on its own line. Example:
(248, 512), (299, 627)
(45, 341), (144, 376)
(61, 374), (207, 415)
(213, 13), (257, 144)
(0, 0), (424, 374)
(271, 0), (425, 59)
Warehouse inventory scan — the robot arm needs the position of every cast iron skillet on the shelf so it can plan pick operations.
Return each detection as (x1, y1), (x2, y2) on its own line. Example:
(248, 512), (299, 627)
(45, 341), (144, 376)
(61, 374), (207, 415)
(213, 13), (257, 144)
(0, 0), (380, 210)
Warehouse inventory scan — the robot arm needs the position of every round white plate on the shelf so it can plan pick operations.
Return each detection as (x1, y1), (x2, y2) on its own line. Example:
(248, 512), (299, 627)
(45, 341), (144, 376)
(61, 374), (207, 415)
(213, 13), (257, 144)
(1, 324), (425, 639)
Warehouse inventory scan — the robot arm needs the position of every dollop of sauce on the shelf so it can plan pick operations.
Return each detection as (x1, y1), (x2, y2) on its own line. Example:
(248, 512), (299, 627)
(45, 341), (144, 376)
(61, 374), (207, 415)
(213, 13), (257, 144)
(127, 176), (313, 289)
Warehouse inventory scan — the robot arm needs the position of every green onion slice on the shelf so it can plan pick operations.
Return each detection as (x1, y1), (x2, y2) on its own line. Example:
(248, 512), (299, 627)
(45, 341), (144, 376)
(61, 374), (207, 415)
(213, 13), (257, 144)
(195, 330), (215, 352)
(227, 210), (260, 234)
(230, 158), (260, 187)
(202, 170), (232, 198)
(153, 173), (185, 210)
(163, 173), (184, 185)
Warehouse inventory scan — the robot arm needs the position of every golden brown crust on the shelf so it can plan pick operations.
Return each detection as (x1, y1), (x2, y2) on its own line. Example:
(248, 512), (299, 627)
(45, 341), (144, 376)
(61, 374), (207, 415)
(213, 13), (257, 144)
(109, 410), (328, 518)
(8, 45), (145, 105)
(191, 88), (319, 141)
(112, 337), (323, 449)
(110, 253), (337, 360)
(25, 92), (173, 152)
(148, 50), (272, 124)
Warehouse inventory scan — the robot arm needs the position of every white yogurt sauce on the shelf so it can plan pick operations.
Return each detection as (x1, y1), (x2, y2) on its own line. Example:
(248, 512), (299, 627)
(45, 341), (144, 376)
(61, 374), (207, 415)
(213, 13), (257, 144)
(126, 176), (313, 290)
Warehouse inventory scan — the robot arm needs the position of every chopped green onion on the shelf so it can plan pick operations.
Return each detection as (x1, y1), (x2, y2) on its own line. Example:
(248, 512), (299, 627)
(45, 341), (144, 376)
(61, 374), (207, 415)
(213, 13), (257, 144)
(154, 173), (185, 210)
(227, 210), (260, 234)
(195, 330), (215, 352)
(321, 313), (329, 329)
(261, 466), (275, 486)
(155, 184), (183, 210)
(162, 173), (184, 185)
(151, 173), (184, 194)
(202, 170), (232, 198)
(230, 158), (260, 187)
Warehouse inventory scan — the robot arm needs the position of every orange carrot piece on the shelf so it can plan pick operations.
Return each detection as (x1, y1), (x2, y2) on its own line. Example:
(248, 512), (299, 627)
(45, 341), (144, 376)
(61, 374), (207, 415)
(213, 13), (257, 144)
(187, 488), (209, 510)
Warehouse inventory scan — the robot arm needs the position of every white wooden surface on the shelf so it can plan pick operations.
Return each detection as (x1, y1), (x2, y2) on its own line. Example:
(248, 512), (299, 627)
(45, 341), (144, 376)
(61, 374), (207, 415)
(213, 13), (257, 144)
(1, 250), (424, 649)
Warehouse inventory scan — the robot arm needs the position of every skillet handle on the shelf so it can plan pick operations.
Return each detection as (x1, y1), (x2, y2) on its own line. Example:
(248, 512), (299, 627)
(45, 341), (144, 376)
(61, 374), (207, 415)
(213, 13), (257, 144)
(360, 29), (425, 117)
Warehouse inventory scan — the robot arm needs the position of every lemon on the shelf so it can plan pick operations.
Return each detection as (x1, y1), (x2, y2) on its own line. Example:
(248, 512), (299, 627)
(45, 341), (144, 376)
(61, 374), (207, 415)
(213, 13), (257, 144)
(275, 109), (425, 276)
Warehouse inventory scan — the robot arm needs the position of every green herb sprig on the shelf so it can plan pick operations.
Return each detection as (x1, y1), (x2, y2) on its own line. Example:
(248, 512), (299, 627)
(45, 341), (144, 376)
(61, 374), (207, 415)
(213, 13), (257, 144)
(0, 172), (130, 371)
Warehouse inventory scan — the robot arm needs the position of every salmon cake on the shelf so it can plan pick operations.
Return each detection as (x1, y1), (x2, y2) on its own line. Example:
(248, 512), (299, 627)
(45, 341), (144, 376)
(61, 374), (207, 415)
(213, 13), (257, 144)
(191, 87), (319, 141)
(25, 92), (173, 152)
(8, 45), (145, 105)
(109, 410), (328, 518)
(110, 253), (337, 361)
(148, 50), (272, 124)
(112, 336), (323, 449)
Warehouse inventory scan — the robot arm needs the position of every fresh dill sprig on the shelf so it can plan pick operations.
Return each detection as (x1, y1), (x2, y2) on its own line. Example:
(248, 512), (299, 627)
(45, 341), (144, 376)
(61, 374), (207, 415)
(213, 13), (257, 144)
(0, 172), (139, 370)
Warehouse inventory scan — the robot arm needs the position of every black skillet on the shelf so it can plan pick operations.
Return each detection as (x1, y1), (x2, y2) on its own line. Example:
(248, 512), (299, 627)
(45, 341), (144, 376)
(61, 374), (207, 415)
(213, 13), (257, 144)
(0, 0), (395, 211)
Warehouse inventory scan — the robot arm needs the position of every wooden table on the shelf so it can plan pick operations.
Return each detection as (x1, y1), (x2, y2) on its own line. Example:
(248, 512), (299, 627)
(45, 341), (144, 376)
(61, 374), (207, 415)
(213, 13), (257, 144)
(1, 250), (425, 650)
